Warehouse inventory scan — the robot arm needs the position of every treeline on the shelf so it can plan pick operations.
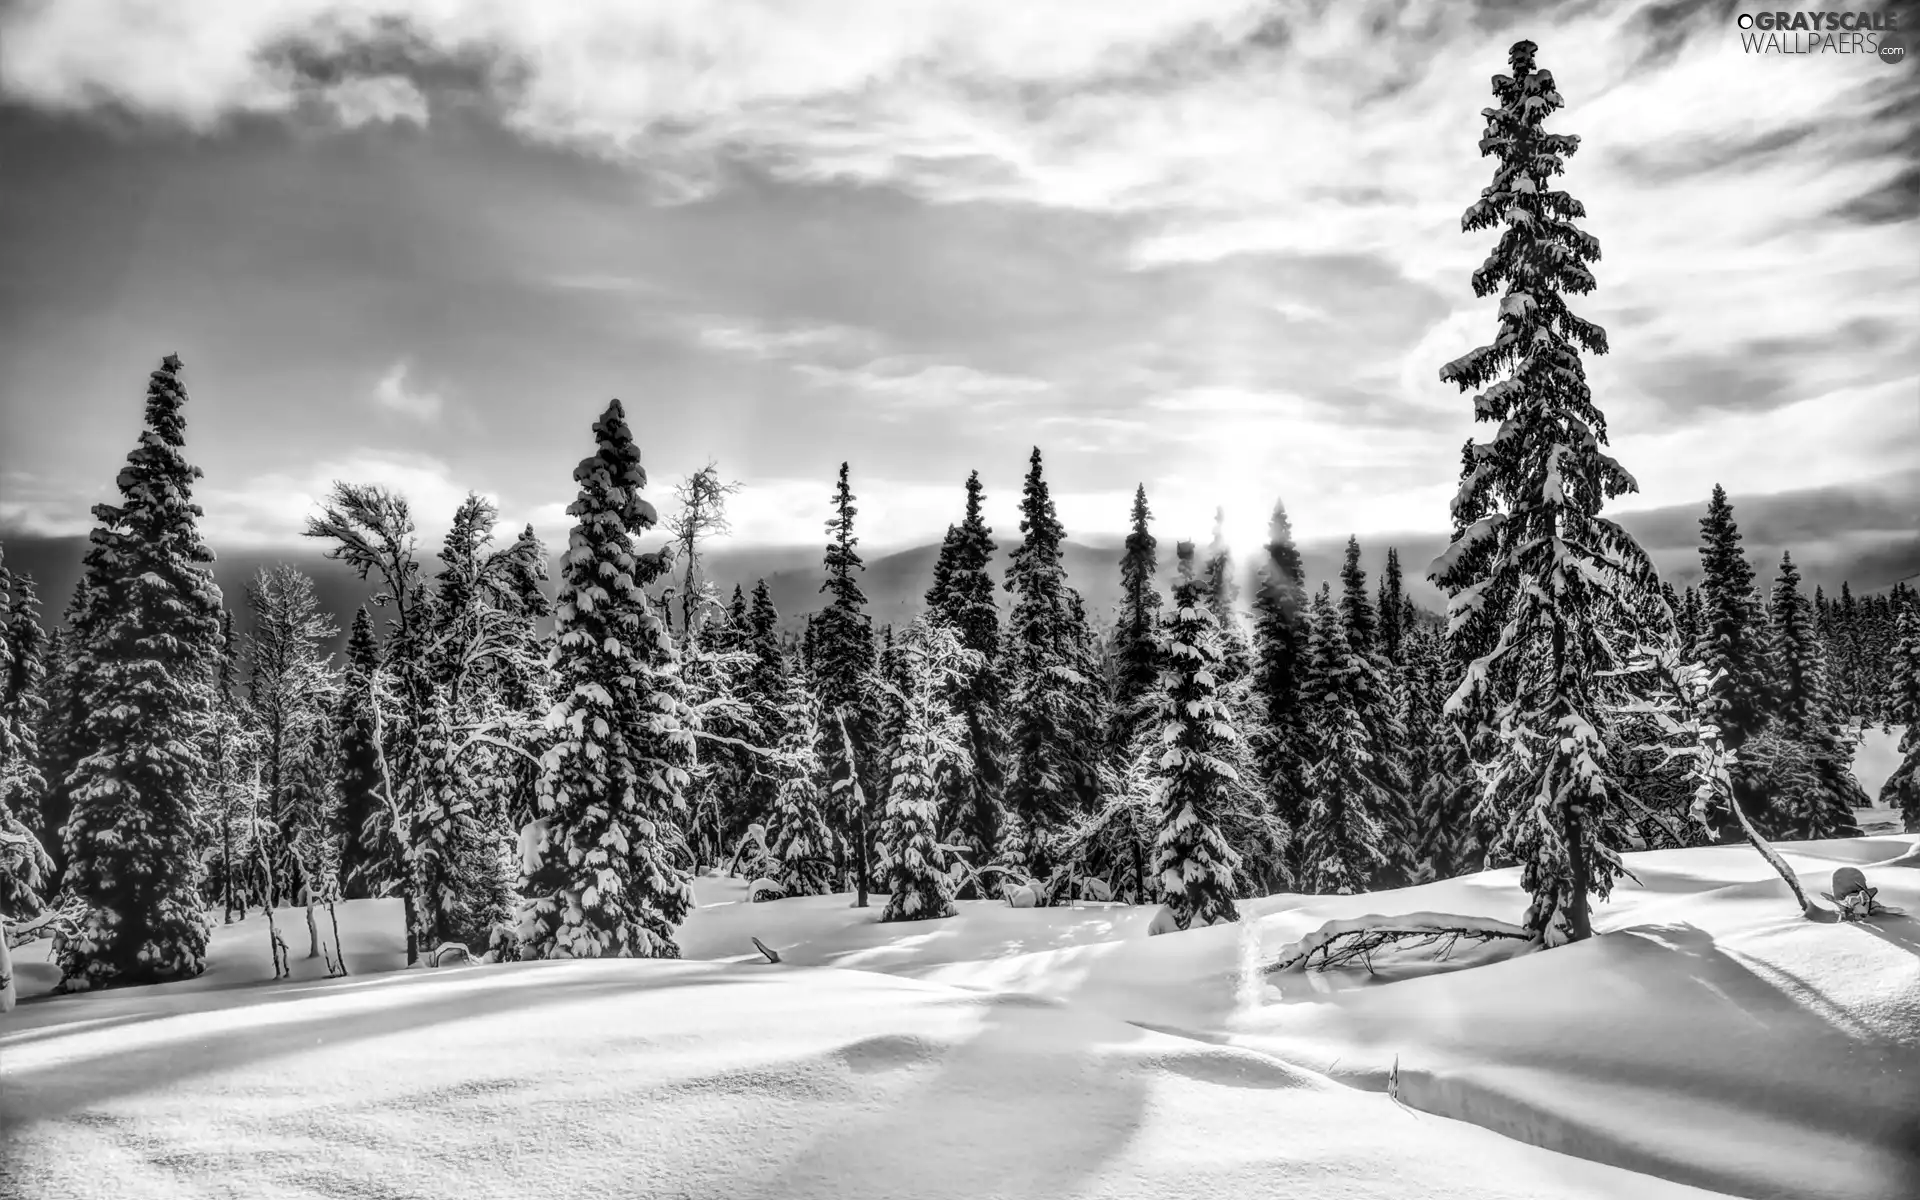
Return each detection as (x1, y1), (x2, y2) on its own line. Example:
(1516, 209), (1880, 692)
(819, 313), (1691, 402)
(2, 39), (1919, 994)
(0, 355), (1913, 991)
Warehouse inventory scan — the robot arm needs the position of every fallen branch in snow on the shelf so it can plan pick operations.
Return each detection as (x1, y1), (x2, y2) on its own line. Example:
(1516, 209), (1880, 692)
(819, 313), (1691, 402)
(1265, 913), (1538, 975)
(427, 942), (472, 967)
(751, 936), (781, 964)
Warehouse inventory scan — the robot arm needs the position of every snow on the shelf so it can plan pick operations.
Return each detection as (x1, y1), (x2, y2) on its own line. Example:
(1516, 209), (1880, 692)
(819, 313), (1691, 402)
(5, 837), (1917, 1200)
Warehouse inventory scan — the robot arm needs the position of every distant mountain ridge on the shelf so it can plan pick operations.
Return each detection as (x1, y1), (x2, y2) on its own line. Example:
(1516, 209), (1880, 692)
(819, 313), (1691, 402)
(4, 474), (1914, 656)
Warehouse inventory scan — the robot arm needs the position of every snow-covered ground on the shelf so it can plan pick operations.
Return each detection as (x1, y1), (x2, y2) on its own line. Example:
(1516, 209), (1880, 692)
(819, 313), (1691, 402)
(2, 735), (1913, 1200)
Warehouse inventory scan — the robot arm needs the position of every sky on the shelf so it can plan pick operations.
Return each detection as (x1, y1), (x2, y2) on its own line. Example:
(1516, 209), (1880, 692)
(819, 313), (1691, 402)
(0, 0), (1915, 559)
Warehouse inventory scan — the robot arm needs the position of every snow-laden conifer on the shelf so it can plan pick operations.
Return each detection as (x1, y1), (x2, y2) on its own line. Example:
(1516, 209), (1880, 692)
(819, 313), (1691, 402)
(55, 354), (224, 989)
(1248, 498), (1311, 881)
(1878, 601), (1920, 833)
(518, 399), (695, 959)
(764, 679), (836, 897)
(875, 619), (979, 921)
(332, 607), (389, 898)
(924, 471), (1009, 883)
(1337, 537), (1415, 885)
(1430, 42), (1662, 942)
(1694, 485), (1770, 838)
(1761, 553), (1863, 839)
(1297, 586), (1390, 894)
(1, 563), (49, 868)
(1004, 448), (1101, 878)
(1147, 543), (1243, 931)
(1111, 485), (1164, 751)
(815, 463), (878, 900)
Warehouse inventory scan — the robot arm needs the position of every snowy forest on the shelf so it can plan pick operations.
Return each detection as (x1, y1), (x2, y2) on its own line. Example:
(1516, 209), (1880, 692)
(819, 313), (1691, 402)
(0, 38), (1916, 1001)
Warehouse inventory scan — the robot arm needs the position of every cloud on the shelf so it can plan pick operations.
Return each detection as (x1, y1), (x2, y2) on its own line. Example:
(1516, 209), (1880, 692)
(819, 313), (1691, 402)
(690, 316), (880, 361)
(370, 360), (444, 422)
(795, 358), (1053, 416)
(319, 73), (428, 127)
(1, 0), (1911, 557)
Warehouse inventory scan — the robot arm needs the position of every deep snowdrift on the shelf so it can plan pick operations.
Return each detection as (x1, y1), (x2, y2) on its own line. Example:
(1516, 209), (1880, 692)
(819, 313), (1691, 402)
(7, 831), (1917, 1200)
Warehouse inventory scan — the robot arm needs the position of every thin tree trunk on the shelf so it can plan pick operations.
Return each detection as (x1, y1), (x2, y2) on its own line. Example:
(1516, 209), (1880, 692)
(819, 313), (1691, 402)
(221, 783), (234, 924)
(328, 901), (350, 976)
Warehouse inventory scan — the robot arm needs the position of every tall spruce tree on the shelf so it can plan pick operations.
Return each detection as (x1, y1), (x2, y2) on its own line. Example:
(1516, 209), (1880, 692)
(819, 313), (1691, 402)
(1431, 43), (1660, 943)
(1677, 586), (1703, 654)
(1377, 548), (1409, 666)
(1761, 553), (1863, 838)
(1695, 488), (1770, 746)
(1402, 623), (1477, 880)
(1694, 486), (1773, 841)
(1337, 537), (1414, 885)
(1111, 485), (1163, 749)
(924, 471), (1008, 883)
(518, 399), (695, 959)
(28, 625), (70, 872)
(332, 607), (388, 899)
(0, 557), (55, 934)
(876, 619), (977, 921)
(816, 463), (878, 900)
(1297, 585), (1391, 894)
(55, 354), (225, 990)
(1147, 543), (1243, 931)
(1, 566), (48, 870)
(1249, 498), (1311, 883)
(1003, 447), (1100, 881)
(764, 678), (836, 896)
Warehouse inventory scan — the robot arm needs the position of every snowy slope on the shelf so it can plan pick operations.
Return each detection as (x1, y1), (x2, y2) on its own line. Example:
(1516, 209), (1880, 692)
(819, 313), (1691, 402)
(6, 837), (1917, 1200)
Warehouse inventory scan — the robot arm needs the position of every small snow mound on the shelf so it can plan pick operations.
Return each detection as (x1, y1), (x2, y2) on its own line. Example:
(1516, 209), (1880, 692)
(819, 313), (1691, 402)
(1003, 883), (1042, 909)
(747, 878), (785, 904)
(835, 1033), (940, 1075)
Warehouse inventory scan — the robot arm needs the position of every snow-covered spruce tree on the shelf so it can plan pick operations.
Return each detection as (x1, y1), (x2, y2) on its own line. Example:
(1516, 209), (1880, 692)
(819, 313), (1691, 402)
(1297, 584), (1390, 894)
(764, 679), (837, 897)
(1, 555), (56, 954)
(410, 688), (512, 954)
(243, 565), (340, 909)
(1761, 553), (1863, 839)
(1677, 586), (1703, 655)
(815, 463), (879, 901)
(1336, 537), (1415, 885)
(518, 399), (695, 960)
(1430, 43), (1663, 942)
(332, 607), (388, 899)
(732, 579), (790, 841)
(924, 471), (1009, 889)
(1, 564), (49, 871)
(1110, 484), (1164, 752)
(1694, 485), (1771, 839)
(54, 354), (225, 990)
(1881, 601), (1920, 832)
(1147, 542), (1245, 932)
(1402, 622), (1478, 881)
(28, 624), (72, 870)
(1003, 447), (1102, 884)
(1248, 498), (1311, 884)
(875, 619), (979, 921)
(1377, 548), (1409, 667)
